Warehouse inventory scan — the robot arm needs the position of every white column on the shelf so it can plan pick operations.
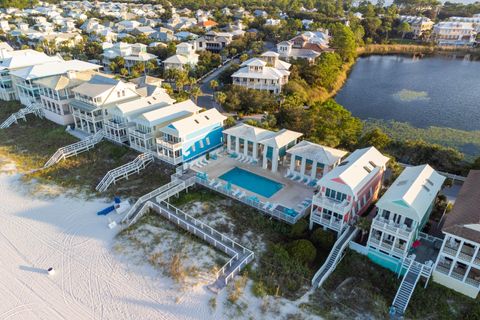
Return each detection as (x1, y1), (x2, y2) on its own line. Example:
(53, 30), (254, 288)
(323, 165), (330, 175)
(271, 149), (279, 173)
(289, 154), (296, 173)
(262, 149), (268, 169)
(243, 140), (248, 157)
(227, 134), (231, 152)
(253, 142), (258, 160)
(300, 157), (307, 178)
(310, 161), (317, 179)
(235, 136), (240, 154)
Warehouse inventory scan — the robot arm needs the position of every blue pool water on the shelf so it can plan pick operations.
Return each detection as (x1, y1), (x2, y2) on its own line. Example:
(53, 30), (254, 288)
(219, 167), (283, 198)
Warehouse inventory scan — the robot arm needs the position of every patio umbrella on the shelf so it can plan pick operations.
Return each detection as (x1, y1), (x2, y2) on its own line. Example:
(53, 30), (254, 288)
(412, 240), (422, 248)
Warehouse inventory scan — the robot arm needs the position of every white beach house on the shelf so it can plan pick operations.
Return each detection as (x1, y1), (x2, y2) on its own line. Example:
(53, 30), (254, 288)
(222, 123), (302, 173)
(231, 52), (290, 94)
(102, 42), (157, 74)
(70, 74), (141, 134)
(0, 49), (62, 102)
(433, 170), (480, 298)
(286, 140), (347, 183)
(104, 91), (175, 144)
(128, 100), (201, 154)
(163, 42), (199, 70)
(367, 164), (445, 271)
(433, 21), (477, 46)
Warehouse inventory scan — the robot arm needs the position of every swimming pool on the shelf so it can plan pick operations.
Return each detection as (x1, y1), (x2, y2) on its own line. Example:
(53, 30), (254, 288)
(219, 167), (283, 198)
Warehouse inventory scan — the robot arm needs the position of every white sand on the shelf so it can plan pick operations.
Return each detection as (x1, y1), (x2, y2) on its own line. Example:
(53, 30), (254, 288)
(0, 173), (217, 320)
(0, 167), (320, 320)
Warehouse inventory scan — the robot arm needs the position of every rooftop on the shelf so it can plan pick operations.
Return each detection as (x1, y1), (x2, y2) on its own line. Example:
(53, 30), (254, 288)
(287, 140), (347, 166)
(442, 170), (480, 243)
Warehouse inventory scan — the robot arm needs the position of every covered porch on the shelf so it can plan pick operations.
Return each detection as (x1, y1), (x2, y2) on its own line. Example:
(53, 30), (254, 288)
(222, 123), (302, 173)
(286, 140), (347, 185)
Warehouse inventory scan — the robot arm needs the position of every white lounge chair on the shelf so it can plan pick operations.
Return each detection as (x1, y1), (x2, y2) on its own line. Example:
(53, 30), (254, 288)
(269, 203), (278, 212)
(202, 159), (209, 165)
(262, 202), (271, 210)
(214, 181), (222, 188)
(209, 179), (216, 186)
(238, 191), (246, 199)
(232, 189), (241, 196)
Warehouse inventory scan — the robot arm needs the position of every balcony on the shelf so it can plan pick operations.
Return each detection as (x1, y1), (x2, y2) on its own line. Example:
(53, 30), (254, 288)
(466, 277), (480, 288)
(156, 138), (182, 150)
(128, 127), (153, 140)
(313, 195), (350, 215)
(372, 217), (413, 239)
(73, 110), (103, 123)
(458, 251), (474, 263)
(450, 270), (466, 281)
(443, 244), (459, 257)
(104, 118), (130, 130)
(435, 263), (451, 275)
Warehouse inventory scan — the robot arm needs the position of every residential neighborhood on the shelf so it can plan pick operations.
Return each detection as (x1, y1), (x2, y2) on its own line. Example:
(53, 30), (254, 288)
(0, 0), (479, 320)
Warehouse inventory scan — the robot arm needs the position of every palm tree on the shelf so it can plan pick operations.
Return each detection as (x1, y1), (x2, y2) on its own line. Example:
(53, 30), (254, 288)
(356, 217), (372, 243)
(215, 91), (227, 107)
(190, 86), (202, 104)
(210, 80), (219, 91)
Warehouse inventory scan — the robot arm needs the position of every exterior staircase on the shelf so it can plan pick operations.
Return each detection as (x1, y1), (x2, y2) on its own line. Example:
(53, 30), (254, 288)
(390, 260), (423, 318)
(43, 130), (104, 169)
(96, 153), (154, 192)
(312, 225), (358, 288)
(0, 102), (43, 129)
(121, 175), (254, 291)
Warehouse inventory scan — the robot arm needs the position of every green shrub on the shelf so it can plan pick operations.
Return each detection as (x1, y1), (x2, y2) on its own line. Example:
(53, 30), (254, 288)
(310, 228), (336, 250)
(252, 281), (268, 298)
(287, 239), (317, 265)
(289, 219), (309, 239)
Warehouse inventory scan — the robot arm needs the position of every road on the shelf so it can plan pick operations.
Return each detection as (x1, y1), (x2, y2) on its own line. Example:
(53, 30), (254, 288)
(197, 58), (239, 112)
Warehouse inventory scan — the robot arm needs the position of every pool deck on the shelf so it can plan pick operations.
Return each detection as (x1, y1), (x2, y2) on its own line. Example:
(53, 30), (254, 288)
(191, 154), (315, 217)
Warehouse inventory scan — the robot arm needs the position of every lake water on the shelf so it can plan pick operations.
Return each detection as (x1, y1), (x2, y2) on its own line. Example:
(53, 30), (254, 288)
(336, 55), (480, 131)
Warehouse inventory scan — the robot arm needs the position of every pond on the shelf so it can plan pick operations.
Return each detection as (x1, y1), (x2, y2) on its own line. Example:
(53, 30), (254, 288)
(336, 55), (480, 131)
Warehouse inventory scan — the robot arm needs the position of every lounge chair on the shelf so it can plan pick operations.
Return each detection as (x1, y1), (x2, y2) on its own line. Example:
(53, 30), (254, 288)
(243, 157), (250, 163)
(214, 181), (222, 188)
(232, 189), (241, 196)
(269, 203), (278, 212)
(202, 159), (209, 165)
(262, 202), (271, 210)
(209, 179), (216, 186)
(238, 191), (246, 199)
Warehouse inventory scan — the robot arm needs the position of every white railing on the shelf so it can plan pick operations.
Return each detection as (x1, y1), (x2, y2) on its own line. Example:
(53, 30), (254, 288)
(195, 176), (301, 224)
(122, 179), (184, 225)
(392, 259), (422, 315)
(96, 153), (154, 192)
(312, 195), (350, 214)
(372, 218), (413, 238)
(43, 130), (104, 169)
(311, 226), (358, 287)
(150, 200), (254, 286)
(0, 102), (43, 129)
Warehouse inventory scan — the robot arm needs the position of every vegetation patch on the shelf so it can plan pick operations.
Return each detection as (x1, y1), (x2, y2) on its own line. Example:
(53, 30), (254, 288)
(116, 210), (228, 287)
(0, 104), (171, 198)
(170, 187), (334, 299)
(364, 119), (480, 162)
(302, 250), (480, 319)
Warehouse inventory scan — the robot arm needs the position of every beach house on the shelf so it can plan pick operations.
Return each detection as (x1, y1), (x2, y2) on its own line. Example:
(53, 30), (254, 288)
(231, 52), (290, 94)
(0, 49), (61, 102)
(102, 42), (157, 74)
(285, 140), (347, 183)
(367, 164), (445, 271)
(433, 21), (476, 46)
(222, 123), (302, 173)
(433, 171), (480, 298)
(156, 108), (226, 164)
(128, 100), (201, 154)
(104, 90), (175, 144)
(70, 74), (141, 134)
(163, 42), (199, 70)
(310, 147), (389, 234)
